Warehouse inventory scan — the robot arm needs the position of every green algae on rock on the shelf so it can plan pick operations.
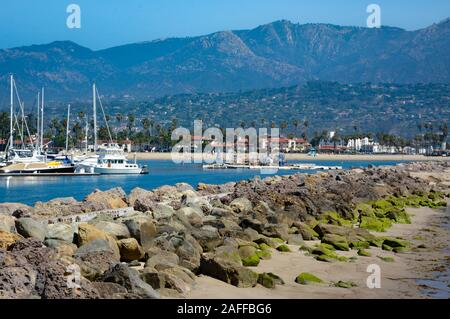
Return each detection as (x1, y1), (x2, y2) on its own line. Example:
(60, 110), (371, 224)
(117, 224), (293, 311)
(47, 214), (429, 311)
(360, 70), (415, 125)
(295, 272), (324, 285)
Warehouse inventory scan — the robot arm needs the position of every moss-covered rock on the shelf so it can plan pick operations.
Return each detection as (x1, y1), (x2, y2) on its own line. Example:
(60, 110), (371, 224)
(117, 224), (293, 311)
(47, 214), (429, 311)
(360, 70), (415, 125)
(258, 243), (271, 251)
(295, 272), (323, 285)
(312, 244), (347, 262)
(276, 244), (291, 252)
(322, 234), (350, 251)
(354, 203), (376, 218)
(257, 273), (276, 289)
(254, 236), (277, 248)
(350, 241), (370, 249)
(357, 249), (371, 257)
(369, 237), (385, 248)
(385, 209), (411, 224)
(383, 237), (410, 248)
(378, 256), (395, 262)
(299, 245), (313, 253)
(239, 246), (260, 267)
(256, 249), (272, 260)
(360, 216), (393, 232)
(334, 280), (357, 288)
(272, 237), (285, 244)
(257, 272), (285, 288)
(293, 222), (319, 240)
(319, 211), (353, 227)
(382, 244), (394, 251)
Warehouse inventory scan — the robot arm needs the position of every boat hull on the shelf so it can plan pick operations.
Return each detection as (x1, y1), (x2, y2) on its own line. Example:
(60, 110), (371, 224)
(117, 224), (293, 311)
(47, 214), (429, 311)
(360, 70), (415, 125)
(0, 166), (76, 174)
(93, 167), (143, 175)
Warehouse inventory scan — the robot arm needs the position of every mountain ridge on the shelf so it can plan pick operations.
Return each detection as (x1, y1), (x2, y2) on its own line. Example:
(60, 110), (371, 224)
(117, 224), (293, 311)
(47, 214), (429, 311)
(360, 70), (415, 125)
(0, 19), (448, 101)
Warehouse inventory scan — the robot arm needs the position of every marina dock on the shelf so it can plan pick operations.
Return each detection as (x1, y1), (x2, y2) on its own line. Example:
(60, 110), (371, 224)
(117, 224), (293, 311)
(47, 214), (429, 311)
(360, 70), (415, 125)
(202, 163), (343, 171)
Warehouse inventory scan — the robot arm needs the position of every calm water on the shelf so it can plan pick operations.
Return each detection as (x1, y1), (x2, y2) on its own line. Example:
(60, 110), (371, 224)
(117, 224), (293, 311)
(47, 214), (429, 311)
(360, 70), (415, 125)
(0, 160), (408, 205)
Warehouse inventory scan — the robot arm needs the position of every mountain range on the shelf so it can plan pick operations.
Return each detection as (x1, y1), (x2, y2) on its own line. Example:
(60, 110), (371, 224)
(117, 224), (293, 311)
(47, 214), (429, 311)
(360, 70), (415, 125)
(0, 18), (449, 101)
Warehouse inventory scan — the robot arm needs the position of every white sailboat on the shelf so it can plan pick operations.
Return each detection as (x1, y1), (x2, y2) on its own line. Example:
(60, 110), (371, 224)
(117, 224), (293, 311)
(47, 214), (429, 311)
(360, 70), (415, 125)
(0, 75), (76, 174)
(77, 84), (145, 175)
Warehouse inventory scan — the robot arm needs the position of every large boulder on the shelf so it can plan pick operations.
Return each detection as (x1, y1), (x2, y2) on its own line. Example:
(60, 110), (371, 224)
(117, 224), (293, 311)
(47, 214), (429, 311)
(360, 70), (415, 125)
(91, 282), (128, 299)
(15, 218), (47, 241)
(0, 215), (16, 233)
(0, 238), (100, 299)
(46, 223), (77, 243)
(238, 246), (260, 267)
(93, 221), (131, 240)
(100, 263), (159, 299)
(123, 216), (157, 251)
(75, 238), (120, 261)
(142, 265), (194, 295)
(152, 203), (175, 220)
(0, 231), (22, 250)
(74, 250), (119, 281)
(173, 233), (203, 272)
(76, 223), (118, 250)
(191, 226), (223, 252)
(0, 203), (33, 216)
(199, 254), (258, 288)
(85, 187), (128, 210)
(230, 197), (253, 213)
(213, 245), (242, 266)
(145, 248), (180, 269)
(117, 238), (145, 262)
(44, 239), (77, 257)
(181, 191), (212, 213)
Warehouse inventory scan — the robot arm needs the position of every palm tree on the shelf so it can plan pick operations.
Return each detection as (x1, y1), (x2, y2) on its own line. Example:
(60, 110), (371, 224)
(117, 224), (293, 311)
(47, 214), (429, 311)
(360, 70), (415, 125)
(292, 119), (300, 137)
(303, 120), (309, 141)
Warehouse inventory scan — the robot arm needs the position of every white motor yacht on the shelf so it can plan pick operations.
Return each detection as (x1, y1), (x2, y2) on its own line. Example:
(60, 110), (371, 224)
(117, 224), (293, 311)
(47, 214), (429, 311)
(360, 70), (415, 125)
(79, 143), (144, 175)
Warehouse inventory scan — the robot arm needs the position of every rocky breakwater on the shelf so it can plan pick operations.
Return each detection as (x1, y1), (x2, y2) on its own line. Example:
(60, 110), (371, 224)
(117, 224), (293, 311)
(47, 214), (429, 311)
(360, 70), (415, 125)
(0, 162), (449, 299)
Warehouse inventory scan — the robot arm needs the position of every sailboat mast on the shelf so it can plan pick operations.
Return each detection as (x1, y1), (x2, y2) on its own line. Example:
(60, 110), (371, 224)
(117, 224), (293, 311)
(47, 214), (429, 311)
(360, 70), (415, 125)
(40, 88), (44, 150)
(66, 104), (71, 153)
(93, 83), (97, 151)
(9, 75), (13, 151)
(85, 115), (89, 153)
(36, 92), (40, 151)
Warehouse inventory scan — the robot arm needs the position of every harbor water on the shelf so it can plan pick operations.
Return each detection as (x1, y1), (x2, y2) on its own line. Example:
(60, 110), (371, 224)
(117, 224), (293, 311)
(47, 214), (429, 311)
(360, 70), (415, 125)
(0, 159), (409, 205)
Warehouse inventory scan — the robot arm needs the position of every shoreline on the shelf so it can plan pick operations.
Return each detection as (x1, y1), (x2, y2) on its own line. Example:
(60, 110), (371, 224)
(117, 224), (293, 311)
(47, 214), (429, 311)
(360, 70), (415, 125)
(0, 161), (449, 299)
(187, 205), (450, 299)
(127, 152), (450, 162)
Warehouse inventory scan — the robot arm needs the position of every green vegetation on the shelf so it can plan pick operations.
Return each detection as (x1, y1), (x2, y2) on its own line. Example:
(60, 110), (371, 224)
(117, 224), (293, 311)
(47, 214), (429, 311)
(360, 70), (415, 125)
(334, 281), (358, 288)
(276, 244), (291, 252)
(295, 273), (324, 285)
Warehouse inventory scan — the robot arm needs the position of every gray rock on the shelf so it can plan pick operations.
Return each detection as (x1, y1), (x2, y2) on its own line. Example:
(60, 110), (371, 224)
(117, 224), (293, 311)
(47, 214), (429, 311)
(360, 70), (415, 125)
(93, 221), (131, 240)
(0, 215), (16, 233)
(152, 203), (175, 220)
(75, 239), (120, 260)
(101, 263), (160, 299)
(15, 218), (47, 241)
(117, 238), (145, 262)
(145, 248), (180, 269)
(230, 197), (253, 213)
(46, 223), (77, 242)
(199, 253), (258, 288)
(74, 251), (119, 281)
(0, 203), (33, 216)
(123, 216), (157, 250)
(191, 225), (223, 252)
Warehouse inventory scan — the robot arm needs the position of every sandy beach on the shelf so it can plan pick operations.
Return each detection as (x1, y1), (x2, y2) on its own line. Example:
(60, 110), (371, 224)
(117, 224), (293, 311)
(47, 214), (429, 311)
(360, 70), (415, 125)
(187, 204), (450, 299)
(128, 152), (450, 162)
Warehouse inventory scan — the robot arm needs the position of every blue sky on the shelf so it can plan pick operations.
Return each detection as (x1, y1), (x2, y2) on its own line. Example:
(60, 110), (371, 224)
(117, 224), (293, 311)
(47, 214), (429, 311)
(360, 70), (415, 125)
(0, 0), (449, 50)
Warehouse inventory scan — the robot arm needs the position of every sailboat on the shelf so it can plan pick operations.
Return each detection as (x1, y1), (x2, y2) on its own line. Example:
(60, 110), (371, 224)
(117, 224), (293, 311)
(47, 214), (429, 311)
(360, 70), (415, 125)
(0, 75), (76, 174)
(77, 84), (145, 175)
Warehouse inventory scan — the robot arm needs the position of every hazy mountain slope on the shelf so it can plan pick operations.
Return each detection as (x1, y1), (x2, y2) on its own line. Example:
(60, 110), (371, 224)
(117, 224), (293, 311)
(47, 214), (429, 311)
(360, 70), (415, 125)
(0, 19), (448, 101)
